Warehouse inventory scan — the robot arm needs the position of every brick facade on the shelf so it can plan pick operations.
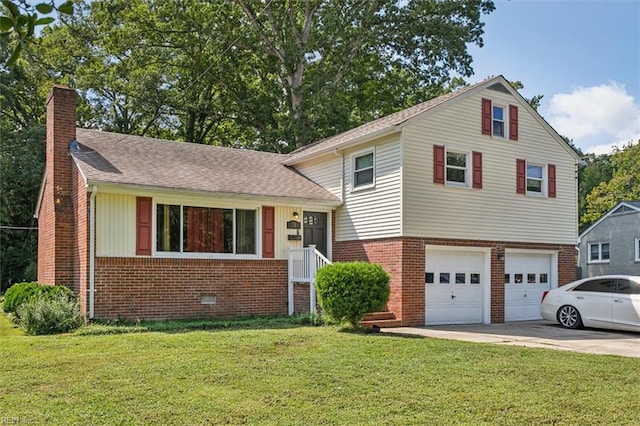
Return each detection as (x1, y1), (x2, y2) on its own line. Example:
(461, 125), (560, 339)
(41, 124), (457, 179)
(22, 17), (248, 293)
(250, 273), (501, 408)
(333, 232), (576, 327)
(38, 86), (77, 288)
(93, 258), (288, 320)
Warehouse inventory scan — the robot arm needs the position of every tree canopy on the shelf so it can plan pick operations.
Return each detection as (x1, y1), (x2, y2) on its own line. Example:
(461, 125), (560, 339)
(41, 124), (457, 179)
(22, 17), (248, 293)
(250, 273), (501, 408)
(580, 141), (640, 230)
(31, 0), (495, 151)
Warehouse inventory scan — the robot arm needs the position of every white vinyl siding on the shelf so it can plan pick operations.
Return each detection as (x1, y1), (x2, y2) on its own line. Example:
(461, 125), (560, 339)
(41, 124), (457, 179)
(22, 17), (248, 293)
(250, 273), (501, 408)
(95, 190), (322, 260)
(294, 154), (342, 200)
(96, 193), (136, 257)
(337, 136), (402, 241)
(275, 206), (303, 259)
(402, 89), (578, 245)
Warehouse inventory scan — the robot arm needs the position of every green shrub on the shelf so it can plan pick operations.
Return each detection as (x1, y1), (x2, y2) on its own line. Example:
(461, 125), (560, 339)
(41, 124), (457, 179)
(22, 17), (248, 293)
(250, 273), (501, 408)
(2, 282), (42, 314)
(315, 262), (390, 328)
(17, 294), (84, 335)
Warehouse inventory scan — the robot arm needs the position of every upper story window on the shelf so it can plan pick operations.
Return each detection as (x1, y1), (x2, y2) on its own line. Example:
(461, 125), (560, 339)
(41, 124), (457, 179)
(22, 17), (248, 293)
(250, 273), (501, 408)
(351, 149), (375, 190)
(482, 98), (518, 140)
(434, 145), (482, 189)
(526, 164), (544, 193)
(635, 238), (640, 262)
(446, 150), (468, 186)
(492, 105), (505, 137)
(516, 159), (556, 197)
(156, 204), (256, 255)
(588, 242), (610, 263)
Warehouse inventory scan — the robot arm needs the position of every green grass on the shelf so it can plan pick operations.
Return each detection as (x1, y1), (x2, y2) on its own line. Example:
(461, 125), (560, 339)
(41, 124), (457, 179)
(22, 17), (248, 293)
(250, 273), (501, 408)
(1, 313), (639, 425)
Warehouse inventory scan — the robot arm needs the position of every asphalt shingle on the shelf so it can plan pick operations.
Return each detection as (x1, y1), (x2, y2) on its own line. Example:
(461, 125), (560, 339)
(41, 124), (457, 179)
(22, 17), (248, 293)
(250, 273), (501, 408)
(72, 129), (340, 203)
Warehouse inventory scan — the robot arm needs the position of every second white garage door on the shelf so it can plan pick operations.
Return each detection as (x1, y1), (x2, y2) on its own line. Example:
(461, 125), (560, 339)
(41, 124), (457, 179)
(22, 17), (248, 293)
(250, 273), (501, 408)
(425, 249), (488, 325)
(504, 251), (554, 321)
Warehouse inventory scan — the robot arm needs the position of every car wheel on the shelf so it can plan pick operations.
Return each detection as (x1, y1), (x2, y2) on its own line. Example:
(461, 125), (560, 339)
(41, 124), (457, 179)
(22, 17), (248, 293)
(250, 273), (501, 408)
(557, 305), (583, 329)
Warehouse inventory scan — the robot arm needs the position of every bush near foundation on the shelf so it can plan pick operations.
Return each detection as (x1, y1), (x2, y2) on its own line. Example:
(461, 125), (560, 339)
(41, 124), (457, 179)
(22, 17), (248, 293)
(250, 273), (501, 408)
(17, 293), (83, 335)
(2, 282), (42, 314)
(2, 282), (82, 334)
(315, 262), (390, 328)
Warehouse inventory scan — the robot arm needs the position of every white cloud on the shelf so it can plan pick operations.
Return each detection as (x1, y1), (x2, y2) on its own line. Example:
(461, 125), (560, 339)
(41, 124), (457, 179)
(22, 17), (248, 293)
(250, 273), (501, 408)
(545, 82), (640, 154)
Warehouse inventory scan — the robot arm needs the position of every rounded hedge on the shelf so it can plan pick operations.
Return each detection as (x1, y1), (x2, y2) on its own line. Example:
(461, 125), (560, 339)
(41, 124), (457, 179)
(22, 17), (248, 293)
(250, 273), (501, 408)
(315, 262), (390, 327)
(2, 282), (75, 315)
(2, 282), (42, 313)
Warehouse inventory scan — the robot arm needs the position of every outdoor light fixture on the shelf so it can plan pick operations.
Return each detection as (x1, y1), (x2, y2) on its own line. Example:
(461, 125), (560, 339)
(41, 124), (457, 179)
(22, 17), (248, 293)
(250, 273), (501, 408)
(292, 211), (299, 219)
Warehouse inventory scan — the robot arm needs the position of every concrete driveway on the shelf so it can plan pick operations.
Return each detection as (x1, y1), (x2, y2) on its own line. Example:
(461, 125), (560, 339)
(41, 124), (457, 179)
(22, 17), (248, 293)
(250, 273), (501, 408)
(383, 320), (640, 358)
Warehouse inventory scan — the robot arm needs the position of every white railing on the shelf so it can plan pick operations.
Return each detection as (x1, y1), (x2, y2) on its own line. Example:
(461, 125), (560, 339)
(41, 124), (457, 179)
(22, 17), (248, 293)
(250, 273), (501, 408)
(288, 245), (332, 315)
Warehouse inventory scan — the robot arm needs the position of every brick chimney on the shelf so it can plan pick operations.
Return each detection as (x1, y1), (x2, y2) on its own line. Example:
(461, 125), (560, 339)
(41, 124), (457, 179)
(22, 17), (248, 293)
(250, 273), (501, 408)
(37, 85), (77, 286)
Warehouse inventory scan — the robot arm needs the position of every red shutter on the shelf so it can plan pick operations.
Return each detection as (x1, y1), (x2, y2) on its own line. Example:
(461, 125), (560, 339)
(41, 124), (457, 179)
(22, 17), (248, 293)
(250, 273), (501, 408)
(472, 151), (483, 189)
(433, 145), (445, 184)
(509, 105), (519, 140)
(136, 197), (152, 256)
(481, 98), (492, 135)
(548, 164), (556, 198)
(516, 159), (526, 194)
(262, 206), (275, 258)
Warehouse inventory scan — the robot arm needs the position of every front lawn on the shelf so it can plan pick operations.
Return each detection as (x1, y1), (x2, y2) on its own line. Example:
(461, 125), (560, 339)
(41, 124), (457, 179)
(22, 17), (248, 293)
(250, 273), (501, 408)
(1, 314), (639, 424)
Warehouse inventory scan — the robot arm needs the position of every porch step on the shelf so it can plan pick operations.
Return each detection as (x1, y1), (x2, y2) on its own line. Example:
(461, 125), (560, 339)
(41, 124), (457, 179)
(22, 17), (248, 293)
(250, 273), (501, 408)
(360, 312), (402, 329)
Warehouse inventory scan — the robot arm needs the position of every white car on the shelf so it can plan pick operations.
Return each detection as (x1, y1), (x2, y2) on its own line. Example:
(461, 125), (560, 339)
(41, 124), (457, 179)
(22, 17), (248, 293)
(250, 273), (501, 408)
(540, 275), (640, 332)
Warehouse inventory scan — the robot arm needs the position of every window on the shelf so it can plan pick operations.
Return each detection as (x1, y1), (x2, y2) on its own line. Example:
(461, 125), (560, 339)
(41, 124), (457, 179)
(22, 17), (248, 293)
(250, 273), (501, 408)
(156, 203), (256, 255)
(455, 273), (466, 284)
(470, 273), (480, 284)
(588, 242), (610, 263)
(434, 146), (482, 188)
(493, 105), (504, 137)
(517, 160), (555, 197)
(425, 273), (434, 284)
(439, 273), (450, 284)
(636, 238), (640, 262)
(526, 164), (543, 193)
(482, 98), (518, 140)
(352, 150), (374, 190)
(446, 151), (468, 185)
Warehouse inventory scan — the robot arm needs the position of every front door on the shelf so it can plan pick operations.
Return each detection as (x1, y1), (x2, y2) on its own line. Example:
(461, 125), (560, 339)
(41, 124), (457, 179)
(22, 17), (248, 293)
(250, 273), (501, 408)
(303, 211), (327, 257)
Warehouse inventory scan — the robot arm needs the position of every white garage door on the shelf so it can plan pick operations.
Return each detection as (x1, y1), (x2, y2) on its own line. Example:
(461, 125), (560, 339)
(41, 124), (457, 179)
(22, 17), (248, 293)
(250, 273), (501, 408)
(505, 252), (552, 321)
(425, 250), (485, 325)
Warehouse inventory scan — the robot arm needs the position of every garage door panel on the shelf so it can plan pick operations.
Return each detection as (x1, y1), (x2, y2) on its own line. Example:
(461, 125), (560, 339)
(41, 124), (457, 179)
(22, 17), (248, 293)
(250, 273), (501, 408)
(505, 253), (552, 321)
(426, 250), (485, 325)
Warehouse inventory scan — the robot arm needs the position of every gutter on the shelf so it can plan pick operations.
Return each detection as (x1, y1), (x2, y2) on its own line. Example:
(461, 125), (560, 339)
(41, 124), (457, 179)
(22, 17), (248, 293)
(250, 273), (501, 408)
(89, 185), (97, 319)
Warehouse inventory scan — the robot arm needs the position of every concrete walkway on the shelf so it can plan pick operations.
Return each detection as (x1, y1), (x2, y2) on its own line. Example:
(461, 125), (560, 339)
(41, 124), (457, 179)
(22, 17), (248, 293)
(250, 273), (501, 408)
(383, 320), (640, 358)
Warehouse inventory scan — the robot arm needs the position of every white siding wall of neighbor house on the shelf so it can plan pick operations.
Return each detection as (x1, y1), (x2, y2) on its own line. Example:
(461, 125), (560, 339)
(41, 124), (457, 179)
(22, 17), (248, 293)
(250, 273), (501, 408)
(403, 89), (578, 244)
(96, 192), (136, 257)
(337, 135), (403, 241)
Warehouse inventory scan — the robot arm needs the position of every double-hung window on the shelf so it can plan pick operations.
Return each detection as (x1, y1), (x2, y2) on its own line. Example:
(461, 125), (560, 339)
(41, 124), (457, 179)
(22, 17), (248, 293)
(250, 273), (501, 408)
(526, 164), (544, 194)
(446, 150), (468, 186)
(492, 105), (505, 137)
(352, 149), (374, 190)
(588, 242), (610, 263)
(156, 204), (256, 255)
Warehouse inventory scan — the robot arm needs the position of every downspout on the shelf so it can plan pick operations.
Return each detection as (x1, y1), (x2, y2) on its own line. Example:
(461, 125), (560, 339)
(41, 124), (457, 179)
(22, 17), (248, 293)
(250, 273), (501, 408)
(89, 185), (97, 319)
(333, 149), (345, 203)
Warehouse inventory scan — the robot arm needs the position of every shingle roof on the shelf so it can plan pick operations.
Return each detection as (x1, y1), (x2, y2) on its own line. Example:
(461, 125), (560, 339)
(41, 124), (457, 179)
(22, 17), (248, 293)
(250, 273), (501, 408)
(72, 129), (340, 204)
(285, 76), (500, 164)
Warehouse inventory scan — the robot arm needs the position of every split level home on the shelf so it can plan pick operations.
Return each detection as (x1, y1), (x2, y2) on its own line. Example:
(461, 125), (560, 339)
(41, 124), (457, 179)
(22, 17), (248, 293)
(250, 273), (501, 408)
(578, 201), (640, 278)
(36, 75), (580, 326)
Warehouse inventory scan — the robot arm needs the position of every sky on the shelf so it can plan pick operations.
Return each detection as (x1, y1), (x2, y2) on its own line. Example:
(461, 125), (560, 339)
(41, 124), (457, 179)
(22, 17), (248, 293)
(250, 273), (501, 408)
(466, 0), (640, 155)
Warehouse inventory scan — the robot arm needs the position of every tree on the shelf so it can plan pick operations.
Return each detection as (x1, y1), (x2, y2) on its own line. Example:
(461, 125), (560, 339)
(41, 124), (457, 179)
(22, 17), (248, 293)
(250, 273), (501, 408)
(34, 0), (495, 151)
(580, 141), (640, 230)
(508, 80), (543, 111)
(0, 0), (73, 65)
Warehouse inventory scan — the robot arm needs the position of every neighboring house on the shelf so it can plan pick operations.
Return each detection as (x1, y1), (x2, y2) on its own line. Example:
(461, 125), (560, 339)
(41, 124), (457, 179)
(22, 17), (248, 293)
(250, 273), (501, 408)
(578, 201), (640, 277)
(36, 75), (580, 326)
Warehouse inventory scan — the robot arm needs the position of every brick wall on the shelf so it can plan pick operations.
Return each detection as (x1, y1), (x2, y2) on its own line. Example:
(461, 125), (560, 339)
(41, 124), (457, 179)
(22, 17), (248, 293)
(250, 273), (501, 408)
(38, 86), (77, 289)
(333, 235), (576, 327)
(93, 258), (288, 320)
